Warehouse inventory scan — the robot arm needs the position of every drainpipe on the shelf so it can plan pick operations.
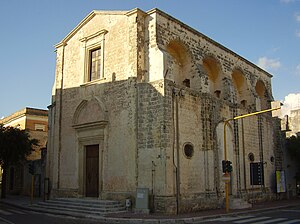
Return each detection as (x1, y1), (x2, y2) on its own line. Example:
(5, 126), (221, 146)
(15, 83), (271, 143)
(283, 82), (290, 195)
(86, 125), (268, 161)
(241, 119), (247, 192)
(135, 82), (139, 188)
(172, 88), (181, 214)
(176, 92), (181, 214)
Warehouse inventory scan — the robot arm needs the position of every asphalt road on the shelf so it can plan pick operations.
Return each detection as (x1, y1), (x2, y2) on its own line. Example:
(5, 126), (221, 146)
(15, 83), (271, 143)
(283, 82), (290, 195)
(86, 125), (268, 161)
(0, 202), (300, 224)
(201, 205), (300, 224)
(0, 203), (103, 224)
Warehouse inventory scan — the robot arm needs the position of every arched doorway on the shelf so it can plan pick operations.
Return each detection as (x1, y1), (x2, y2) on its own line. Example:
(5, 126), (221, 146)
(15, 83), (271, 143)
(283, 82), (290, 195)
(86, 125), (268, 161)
(73, 98), (108, 198)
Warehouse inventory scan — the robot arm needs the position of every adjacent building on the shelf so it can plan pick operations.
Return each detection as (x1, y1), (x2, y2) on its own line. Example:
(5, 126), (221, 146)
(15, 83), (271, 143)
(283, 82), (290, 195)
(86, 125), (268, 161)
(0, 108), (48, 196)
(281, 108), (300, 196)
(286, 108), (300, 137)
(47, 8), (283, 213)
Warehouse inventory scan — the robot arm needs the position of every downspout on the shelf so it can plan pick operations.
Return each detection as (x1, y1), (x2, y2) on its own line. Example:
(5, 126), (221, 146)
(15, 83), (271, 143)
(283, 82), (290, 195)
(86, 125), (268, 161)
(172, 89), (180, 214)
(241, 119), (247, 191)
(172, 88), (176, 207)
(176, 93), (180, 214)
(57, 43), (66, 189)
(135, 82), (139, 188)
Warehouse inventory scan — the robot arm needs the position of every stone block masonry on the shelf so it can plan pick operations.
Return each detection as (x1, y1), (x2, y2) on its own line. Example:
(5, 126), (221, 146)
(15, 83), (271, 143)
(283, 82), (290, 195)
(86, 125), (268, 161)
(47, 8), (282, 214)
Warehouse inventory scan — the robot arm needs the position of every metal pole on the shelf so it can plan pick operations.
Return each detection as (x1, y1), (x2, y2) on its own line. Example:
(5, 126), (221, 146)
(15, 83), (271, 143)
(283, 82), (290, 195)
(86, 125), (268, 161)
(223, 120), (232, 212)
(232, 107), (281, 120)
(30, 175), (34, 205)
(223, 106), (280, 212)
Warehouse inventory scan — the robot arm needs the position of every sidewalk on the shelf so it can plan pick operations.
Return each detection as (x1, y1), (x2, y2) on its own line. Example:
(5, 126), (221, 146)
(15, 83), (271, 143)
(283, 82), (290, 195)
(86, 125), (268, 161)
(0, 195), (300, 224)
(106, 197), (300, 222)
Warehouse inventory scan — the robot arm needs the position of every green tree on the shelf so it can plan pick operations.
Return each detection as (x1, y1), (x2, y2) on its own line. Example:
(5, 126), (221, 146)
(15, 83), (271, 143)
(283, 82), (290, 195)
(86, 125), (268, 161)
(0, 125), (38, 198)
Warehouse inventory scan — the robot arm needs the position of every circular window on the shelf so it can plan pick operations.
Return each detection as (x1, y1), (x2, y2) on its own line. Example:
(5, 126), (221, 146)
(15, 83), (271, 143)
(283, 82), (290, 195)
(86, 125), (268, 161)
(248, 153), (255, 162)
(183, 143), (194, 159)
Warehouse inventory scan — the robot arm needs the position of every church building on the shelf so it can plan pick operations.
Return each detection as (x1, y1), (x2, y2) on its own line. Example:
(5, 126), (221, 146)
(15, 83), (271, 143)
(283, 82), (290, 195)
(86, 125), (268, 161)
(47, 8), (283, 213)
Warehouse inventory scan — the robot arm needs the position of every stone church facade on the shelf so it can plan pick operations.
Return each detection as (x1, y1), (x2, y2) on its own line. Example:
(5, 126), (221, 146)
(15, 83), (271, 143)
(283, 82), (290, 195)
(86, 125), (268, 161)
(47, 8), (282, 213)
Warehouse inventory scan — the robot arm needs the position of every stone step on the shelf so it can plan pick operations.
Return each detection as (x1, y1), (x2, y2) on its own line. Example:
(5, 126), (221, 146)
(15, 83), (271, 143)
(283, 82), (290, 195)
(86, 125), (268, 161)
(28, 205), (125, 219)
(30, 198), (126, 217)
(31, 204), (124, 216)
(43, 199), (123, 209)
(54, 197), (120, 205)
(34, 201), (124, 213)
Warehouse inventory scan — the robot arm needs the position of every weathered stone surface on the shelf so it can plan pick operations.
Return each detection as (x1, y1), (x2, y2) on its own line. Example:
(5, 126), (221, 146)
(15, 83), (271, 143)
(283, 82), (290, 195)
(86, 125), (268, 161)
(47, 8), (280, 214)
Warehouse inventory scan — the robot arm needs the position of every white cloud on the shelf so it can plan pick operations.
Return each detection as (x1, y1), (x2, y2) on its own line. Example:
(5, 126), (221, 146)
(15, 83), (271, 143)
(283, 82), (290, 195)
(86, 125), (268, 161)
(281, 93), (300, 117)
(271, 47), (280, 53)
(257, 57), (281, 71)
(296, 64), (300, 75)
(296, 13), (300, 22)
(296, 30), (300, 37)
(280, 0), (294, 3)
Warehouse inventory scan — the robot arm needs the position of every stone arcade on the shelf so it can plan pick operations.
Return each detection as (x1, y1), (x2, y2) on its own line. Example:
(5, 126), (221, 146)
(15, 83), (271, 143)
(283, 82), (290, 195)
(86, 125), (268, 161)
(47, 8), (283, 213)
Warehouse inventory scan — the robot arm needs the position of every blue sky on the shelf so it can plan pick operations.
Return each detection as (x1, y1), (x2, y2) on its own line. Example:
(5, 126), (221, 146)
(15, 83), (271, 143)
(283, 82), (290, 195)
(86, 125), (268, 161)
(0, 0), (299, 118)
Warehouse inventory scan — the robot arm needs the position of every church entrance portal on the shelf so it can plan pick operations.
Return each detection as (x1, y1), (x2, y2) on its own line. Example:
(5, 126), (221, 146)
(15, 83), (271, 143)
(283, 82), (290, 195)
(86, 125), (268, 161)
(85, 145), (99, 197)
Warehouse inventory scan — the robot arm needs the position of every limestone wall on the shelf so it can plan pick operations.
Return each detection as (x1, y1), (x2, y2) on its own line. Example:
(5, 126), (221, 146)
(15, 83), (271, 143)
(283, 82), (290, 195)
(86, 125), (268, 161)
(49, 11), (140, 198)
(48, 8), (281, 213)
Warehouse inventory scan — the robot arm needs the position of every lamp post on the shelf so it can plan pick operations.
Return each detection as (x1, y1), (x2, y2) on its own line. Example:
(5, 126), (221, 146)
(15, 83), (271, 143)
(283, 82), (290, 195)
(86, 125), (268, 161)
(223, 106), (281, 212)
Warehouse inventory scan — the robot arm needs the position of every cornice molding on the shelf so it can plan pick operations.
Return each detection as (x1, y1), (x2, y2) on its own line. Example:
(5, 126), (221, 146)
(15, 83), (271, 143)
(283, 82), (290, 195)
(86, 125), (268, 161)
(55, 11), (97, 49)
(125, 8), (147, 17)
(55, 10), (127, 49)
(79, 29), (108, 42)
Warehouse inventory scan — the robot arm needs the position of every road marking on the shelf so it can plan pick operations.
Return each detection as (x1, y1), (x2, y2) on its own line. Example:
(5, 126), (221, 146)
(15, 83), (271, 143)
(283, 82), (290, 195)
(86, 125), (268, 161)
(0, 216), (15, 224)
(254, 218), (288, 224)
(277, 220), (300, 224)
(0, 210), (12, 215)
(234, 216), (270, 223)
(282, 209), (300, 213)
(212, 215), (255, 221)
(7, 209), (25, 214)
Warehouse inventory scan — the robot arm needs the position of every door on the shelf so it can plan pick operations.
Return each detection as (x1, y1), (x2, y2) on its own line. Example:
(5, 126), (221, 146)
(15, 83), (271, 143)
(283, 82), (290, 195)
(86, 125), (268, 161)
(85, 145), (99, 197)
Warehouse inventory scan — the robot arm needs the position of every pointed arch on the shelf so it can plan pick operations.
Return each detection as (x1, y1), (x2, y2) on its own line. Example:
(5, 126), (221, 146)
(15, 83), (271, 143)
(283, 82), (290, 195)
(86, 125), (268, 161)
(231, 68), (250, 107)
(255, 80), (266, 98)
(165, 40), (193, 88)
(202, 56), (222, 98)
(255, 80), (269, 110)
(73, 98), (108, 126)
(73, 100), (88, 125)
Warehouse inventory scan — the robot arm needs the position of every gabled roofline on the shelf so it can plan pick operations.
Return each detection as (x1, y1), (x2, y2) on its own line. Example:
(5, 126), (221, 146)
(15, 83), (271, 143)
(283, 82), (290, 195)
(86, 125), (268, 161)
(147, 8), (273, 78)
(125, 8), (147, 17)
(54, 7), (272, 78)
(55, 10), (128, 48)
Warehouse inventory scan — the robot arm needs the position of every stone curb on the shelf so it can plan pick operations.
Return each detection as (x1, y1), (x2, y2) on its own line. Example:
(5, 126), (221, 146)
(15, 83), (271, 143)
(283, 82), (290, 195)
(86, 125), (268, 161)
(1, 199), (300, 224)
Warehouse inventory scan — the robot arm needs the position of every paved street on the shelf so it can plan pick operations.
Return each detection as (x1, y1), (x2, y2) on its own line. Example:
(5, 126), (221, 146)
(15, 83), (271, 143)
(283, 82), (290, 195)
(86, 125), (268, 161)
(0, 196), (300, 224)
(0, 204), (102, 224)
(201, 205), (300, 224)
